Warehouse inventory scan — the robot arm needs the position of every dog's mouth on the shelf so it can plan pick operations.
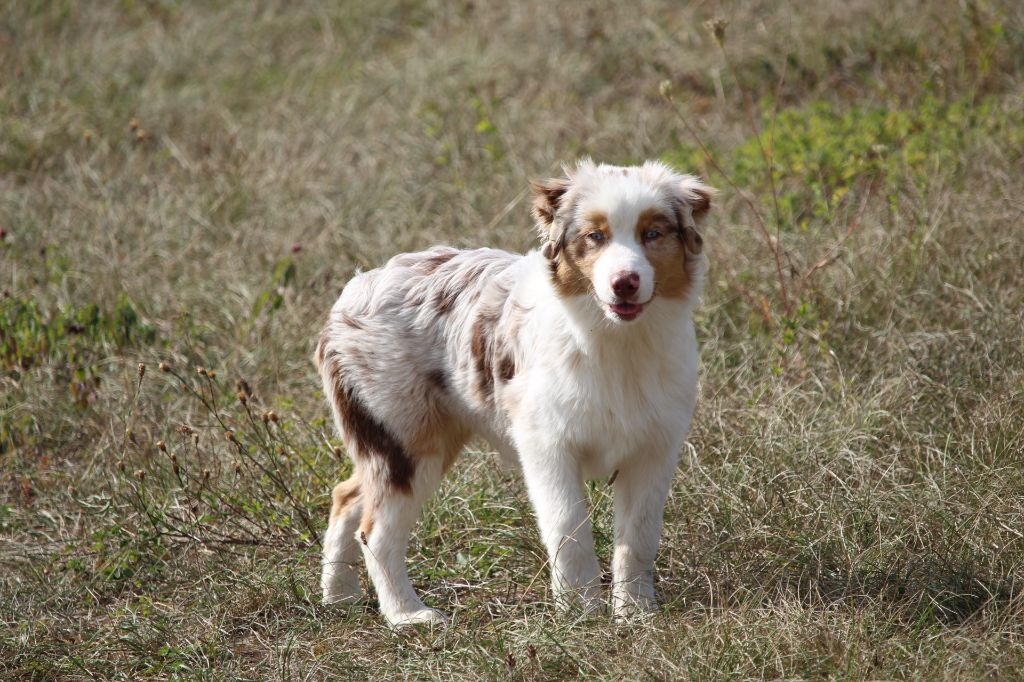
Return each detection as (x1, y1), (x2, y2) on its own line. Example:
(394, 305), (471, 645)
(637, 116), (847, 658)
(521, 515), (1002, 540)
(606, 301), (644, 322)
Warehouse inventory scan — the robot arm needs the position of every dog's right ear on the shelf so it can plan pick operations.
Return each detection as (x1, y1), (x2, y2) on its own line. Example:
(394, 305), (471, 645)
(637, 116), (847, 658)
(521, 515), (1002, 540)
(530, 177), (571, 259)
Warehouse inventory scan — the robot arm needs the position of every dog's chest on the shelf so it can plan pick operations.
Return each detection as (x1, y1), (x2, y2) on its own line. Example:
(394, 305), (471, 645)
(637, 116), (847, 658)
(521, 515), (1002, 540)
(524, 332), (697, 477)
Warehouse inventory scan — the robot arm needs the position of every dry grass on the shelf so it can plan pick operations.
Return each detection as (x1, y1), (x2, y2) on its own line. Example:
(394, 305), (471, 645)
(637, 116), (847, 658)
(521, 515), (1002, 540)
(2, 1), (1024, 679)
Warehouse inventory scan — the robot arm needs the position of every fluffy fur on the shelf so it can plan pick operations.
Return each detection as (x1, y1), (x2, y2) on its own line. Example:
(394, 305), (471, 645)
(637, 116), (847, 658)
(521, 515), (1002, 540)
(315, 159), (714, 625)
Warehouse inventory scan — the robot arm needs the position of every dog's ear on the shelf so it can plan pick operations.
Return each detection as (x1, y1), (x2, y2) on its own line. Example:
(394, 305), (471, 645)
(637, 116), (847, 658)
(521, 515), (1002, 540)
(671, 176), (716, 255)
(677, 176), (715, 228)
(530, 177), (571, 259)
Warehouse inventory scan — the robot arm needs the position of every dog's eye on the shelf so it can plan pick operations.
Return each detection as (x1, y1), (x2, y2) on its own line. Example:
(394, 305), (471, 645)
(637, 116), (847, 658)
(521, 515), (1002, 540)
(586, 231), (605, 243)
(643, 229), (662, 242)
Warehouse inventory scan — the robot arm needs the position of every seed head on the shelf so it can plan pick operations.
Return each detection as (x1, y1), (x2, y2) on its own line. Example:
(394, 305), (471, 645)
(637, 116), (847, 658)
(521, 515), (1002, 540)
(207, 370), (217, 379)
(129, 117), (140, 131)
(196, 367), (207, 376)
(137, 362), (146, 379)
(236, 391), (247, 405)
(704, 18), (728, 46)
(156, 440), (166, 452)
(202, 469), (211, 482)
(225, 431), (236, 443)
(659, 79), (673, 99)
(134, 129), (147, 142)
(117, 460), (126, 473)
(236, 378), (253, 398)
(159, 362), (170, 372)
(234, 461), (242, 475)
(267, 411), (278, 423)
(134, 469), (146, 481)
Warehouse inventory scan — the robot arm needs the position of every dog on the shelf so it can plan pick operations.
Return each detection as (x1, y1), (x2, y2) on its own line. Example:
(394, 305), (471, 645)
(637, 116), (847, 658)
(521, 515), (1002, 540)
(315, 159), (713, 625)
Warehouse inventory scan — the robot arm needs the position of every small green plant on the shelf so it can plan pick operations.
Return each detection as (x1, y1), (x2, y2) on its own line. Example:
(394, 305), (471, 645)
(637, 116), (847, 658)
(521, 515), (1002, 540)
(0, 294), (157, 411)
(729, 96), (1022, 227)
(660, 17), (1021, 373)
(0, 295), (156, 373)
(661, 58), (862, 371)
(251, 256), (297, 320)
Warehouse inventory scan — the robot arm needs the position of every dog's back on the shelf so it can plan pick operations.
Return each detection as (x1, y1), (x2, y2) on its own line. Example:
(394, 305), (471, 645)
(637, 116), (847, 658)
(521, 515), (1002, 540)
(315, 246), (521, 484)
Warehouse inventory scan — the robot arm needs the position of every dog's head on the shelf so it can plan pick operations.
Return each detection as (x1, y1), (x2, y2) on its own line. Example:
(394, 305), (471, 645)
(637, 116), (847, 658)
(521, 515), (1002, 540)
(532, 160), (714, 324)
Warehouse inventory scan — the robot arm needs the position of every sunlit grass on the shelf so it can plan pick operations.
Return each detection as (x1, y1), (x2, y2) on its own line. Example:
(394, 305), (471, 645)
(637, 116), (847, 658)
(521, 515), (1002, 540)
(2, 1), (1023, 679)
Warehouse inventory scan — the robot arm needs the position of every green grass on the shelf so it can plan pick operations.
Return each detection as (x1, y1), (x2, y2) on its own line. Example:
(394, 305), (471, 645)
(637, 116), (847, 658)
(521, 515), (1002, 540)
(2, 1), (1024, 679)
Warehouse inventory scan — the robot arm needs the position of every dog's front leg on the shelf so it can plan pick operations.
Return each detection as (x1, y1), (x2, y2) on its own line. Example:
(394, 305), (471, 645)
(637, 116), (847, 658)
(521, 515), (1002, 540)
(611, 452), (678, 619)
(517, 439), (602, 614)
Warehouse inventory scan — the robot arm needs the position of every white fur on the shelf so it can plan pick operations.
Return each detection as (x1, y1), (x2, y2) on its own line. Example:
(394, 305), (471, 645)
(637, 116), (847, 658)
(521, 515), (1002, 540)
(316, 160), (711, 625)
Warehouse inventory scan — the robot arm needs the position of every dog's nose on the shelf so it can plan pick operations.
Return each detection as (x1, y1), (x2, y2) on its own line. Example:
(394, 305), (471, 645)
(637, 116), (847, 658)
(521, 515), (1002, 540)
(611, 272), (640, 299)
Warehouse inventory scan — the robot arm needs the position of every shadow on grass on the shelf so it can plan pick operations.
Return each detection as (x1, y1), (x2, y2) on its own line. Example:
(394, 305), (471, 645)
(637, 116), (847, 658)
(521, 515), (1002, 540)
(661, 548), (1021, 627)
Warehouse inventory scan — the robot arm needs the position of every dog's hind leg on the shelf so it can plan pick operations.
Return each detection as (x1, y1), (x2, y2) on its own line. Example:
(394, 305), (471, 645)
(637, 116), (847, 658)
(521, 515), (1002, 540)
(359, 454), (450, 626)
(317, 336), (465, 625)
(321, 469), (364, 604)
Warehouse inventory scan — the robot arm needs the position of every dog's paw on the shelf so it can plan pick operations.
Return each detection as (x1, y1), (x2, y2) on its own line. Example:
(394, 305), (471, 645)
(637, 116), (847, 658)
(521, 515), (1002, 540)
(612, 594), (657, 622)
(322, 585), (363, 606)
(388, 608), (450, 628)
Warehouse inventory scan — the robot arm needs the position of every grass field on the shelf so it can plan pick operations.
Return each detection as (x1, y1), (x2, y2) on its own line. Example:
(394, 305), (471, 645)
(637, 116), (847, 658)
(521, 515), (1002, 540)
(3, 1), (1024, 679)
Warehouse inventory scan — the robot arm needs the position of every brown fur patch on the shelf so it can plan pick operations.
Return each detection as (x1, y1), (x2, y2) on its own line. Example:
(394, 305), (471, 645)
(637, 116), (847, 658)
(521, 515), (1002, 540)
(442, 448), (461, 473)
(426, 368), (448, 393)
(470, 314), (496, 399)
(415, 250), (457, 274)
(324, 354), (416, 493)
(669, 201), (705, 256)
(339, 311), (364, 329)
(359, 503), (375, 539)
(635, 207), (675, 243)
(434, 285), (461, 314)
(531, 178), (570, 227)
(330, 475), (361, 520)
(434, 261), (490, 314)
(315, 328), (330, 367)
(637, 207), (693, 300)
(550, 211), (610, 298)
(497, 349), (516, 383)
(684, 229), (703, 254)
(689, 187), (712, 217)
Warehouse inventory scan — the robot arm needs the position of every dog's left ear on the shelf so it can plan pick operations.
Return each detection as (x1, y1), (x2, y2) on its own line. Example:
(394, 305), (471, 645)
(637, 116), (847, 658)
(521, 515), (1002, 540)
(672, 176), (716, 255)
(530, 177), (571, 259)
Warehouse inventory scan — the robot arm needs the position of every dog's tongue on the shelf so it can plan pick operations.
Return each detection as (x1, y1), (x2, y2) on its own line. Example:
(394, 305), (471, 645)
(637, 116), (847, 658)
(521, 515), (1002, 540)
(610, 302), (643, 319)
